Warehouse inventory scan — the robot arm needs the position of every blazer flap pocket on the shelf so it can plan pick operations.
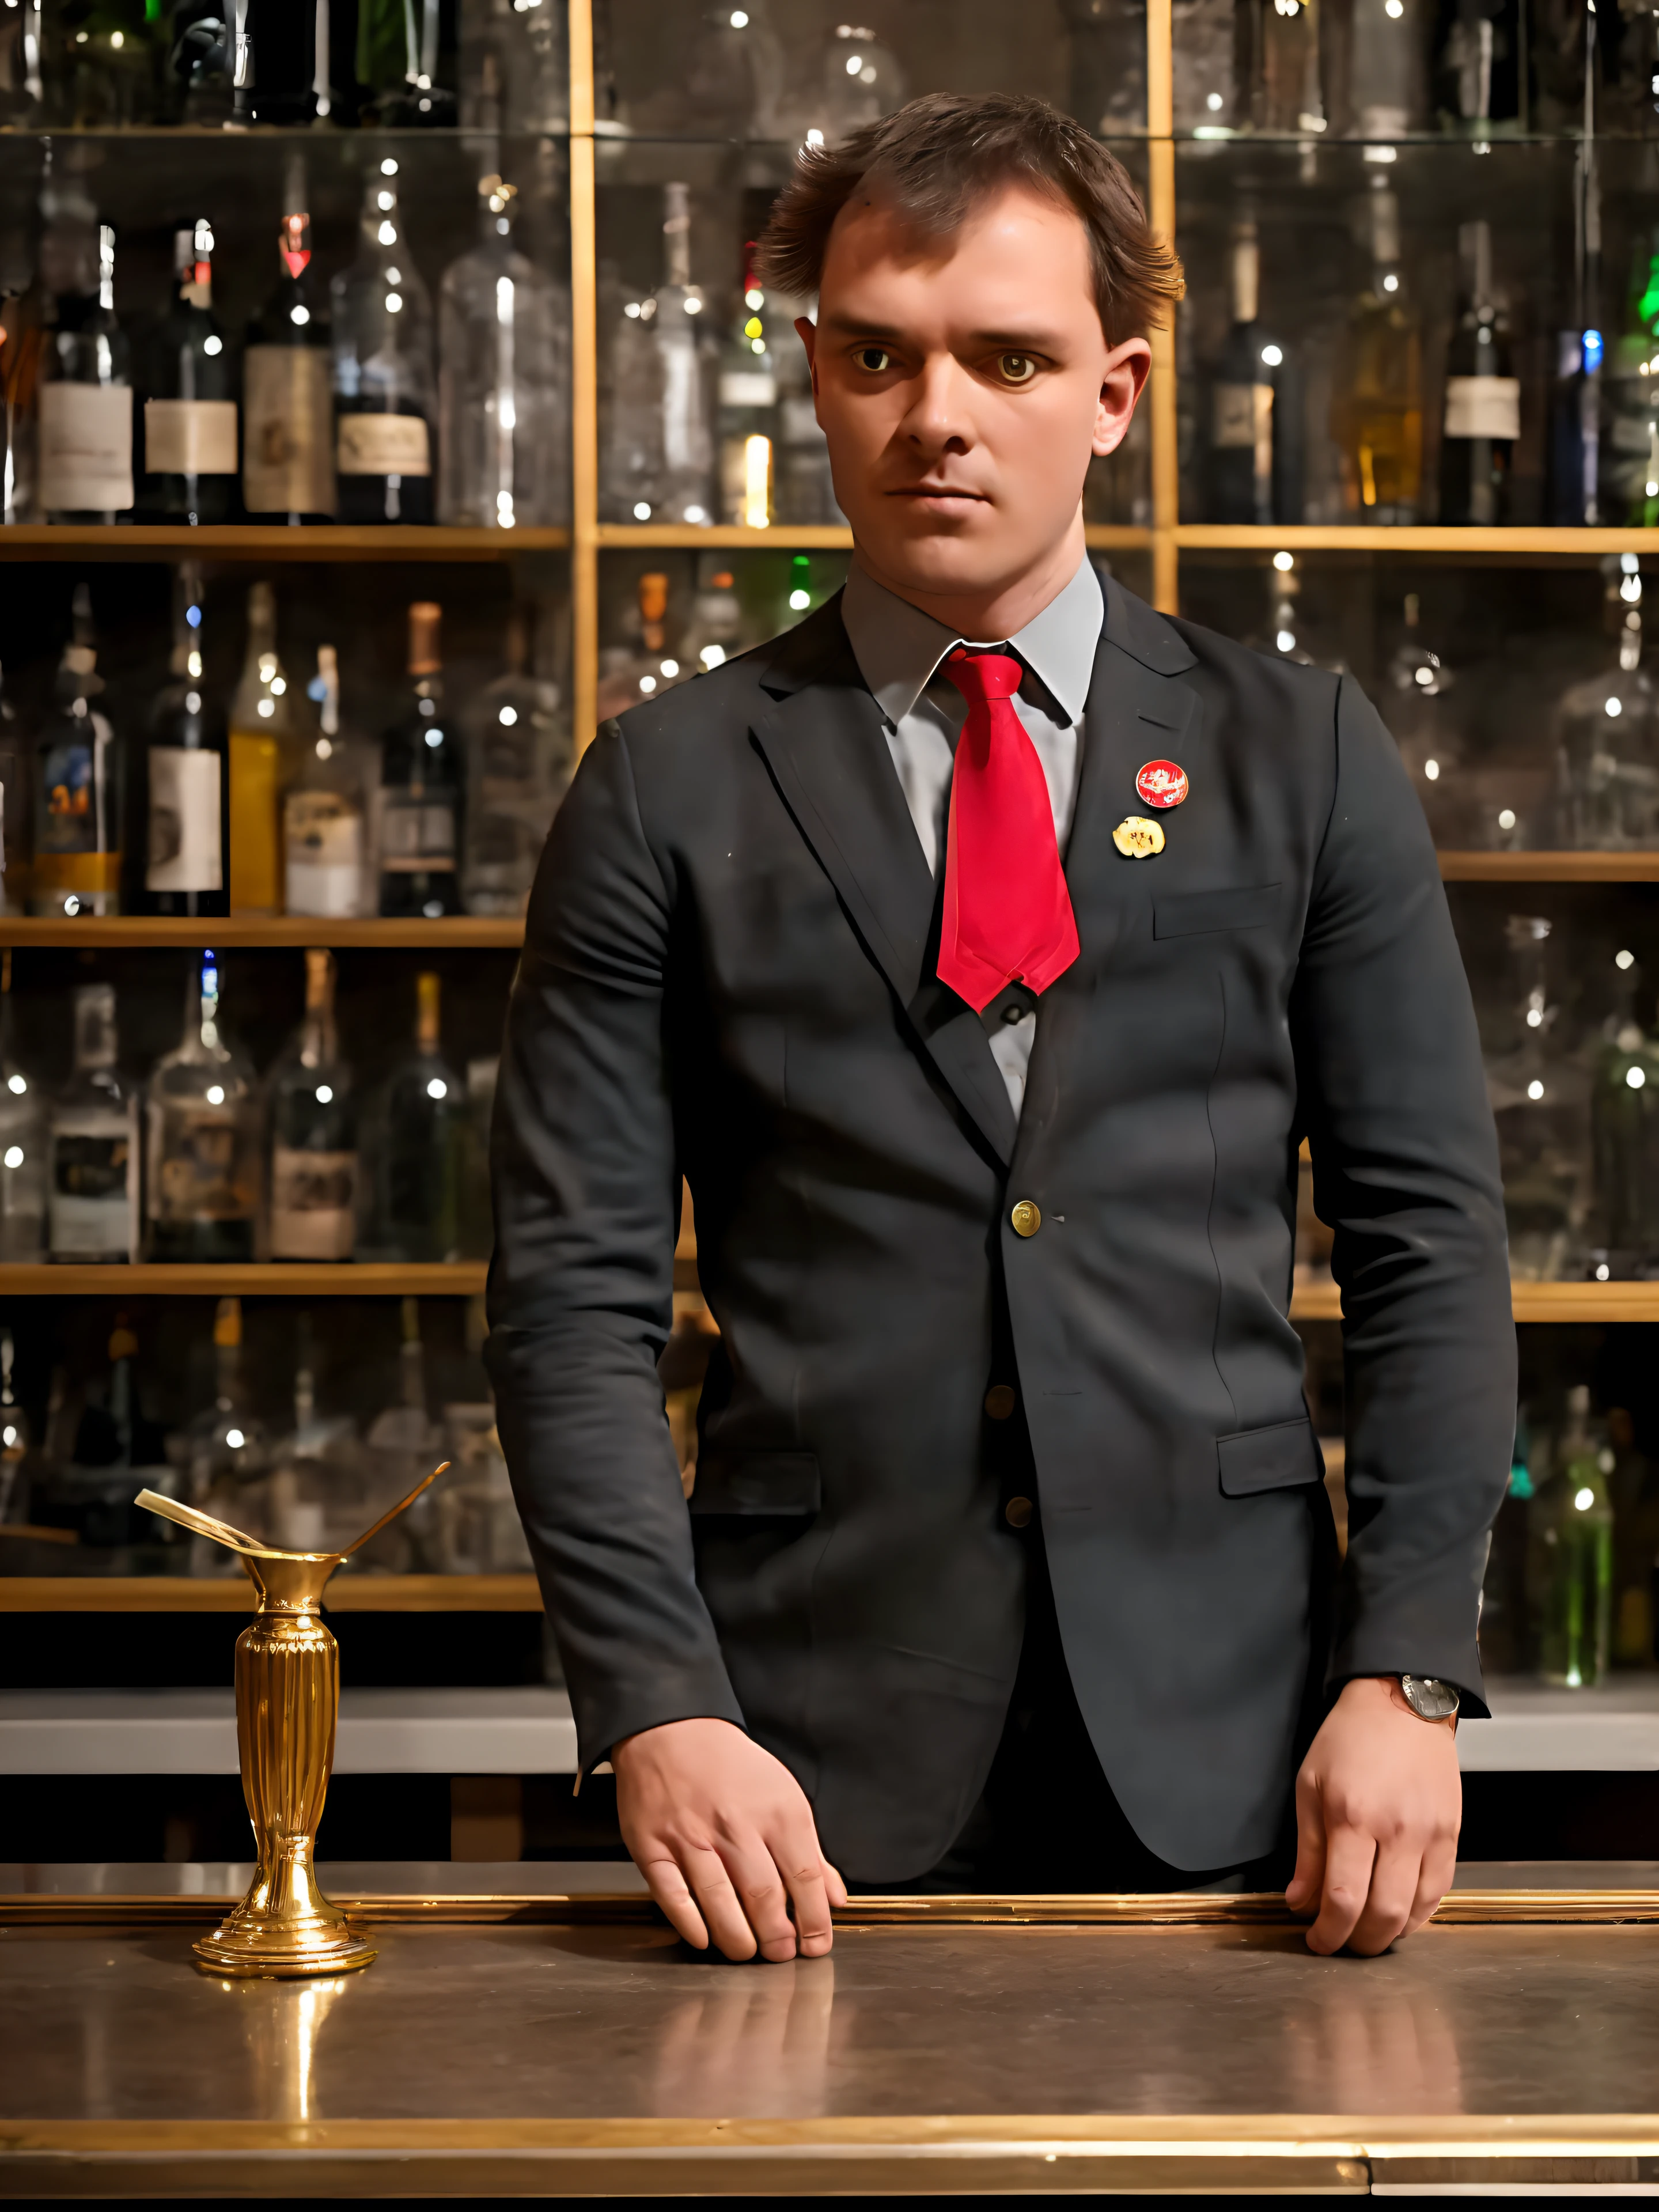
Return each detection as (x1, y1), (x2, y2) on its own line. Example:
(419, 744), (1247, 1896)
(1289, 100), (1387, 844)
(1217, 1417), (1325, 1497)
(688, 1451), (821, 1517)
(1154, 882), (1282, 940)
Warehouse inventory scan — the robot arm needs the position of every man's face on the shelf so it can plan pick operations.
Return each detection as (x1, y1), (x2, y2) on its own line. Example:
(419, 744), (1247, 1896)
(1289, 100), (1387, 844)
(800, 181), (1148, 610)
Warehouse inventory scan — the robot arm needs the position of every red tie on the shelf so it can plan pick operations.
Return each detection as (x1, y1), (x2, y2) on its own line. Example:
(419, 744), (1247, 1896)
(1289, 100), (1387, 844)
(936, 647), (1080, 1013)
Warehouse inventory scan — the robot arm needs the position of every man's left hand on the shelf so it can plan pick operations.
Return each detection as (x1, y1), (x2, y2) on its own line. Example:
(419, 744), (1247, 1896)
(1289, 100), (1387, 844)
(1286, 1675), (1461, 1956)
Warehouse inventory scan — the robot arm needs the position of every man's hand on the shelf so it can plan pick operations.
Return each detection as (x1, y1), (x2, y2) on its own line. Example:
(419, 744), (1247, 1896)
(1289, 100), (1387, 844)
(611, 1717), (848, 1963)
(1286, 1676), (1460, 1956)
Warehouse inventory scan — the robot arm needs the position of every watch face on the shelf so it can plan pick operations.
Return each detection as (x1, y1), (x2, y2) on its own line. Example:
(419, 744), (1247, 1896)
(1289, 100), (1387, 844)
(1400, 1673), (1460, 1721)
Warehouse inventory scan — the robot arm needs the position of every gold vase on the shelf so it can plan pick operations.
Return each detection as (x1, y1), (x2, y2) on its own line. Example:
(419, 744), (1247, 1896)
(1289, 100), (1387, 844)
(134, 1471), (444, 1980)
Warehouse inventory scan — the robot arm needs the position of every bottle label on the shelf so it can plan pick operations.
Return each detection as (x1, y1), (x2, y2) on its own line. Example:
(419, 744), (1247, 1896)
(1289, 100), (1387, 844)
(271, 1146), (358, 1260)
(147, 747), (224, 893)
(151, 1111), (255, 1228)
(719, 370), (777, 409)
(48, 1122), (134, 1257)
(243, 347), (336, 516)
(1444, 375), (1520, 441)
(380, 790), (457, 870)
(337, 412), (431, 478)
(39, 383), (134, 514)
(1213, 380), (1273, 453)
(37, 724), (119, 887)
(143, 399), (238, 478)
(284, 789), (364, 916)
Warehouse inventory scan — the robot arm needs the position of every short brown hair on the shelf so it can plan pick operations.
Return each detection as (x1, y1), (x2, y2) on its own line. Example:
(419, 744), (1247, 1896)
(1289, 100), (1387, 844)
(756, 93), (1183, 344)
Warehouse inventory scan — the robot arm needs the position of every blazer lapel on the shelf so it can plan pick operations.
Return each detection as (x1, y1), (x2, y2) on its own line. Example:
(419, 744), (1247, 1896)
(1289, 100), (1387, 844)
(751, 599), (1019, 1166)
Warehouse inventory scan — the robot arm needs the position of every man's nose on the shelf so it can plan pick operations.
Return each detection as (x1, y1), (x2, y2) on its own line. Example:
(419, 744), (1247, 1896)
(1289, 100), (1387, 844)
(899, 354), (975, 454)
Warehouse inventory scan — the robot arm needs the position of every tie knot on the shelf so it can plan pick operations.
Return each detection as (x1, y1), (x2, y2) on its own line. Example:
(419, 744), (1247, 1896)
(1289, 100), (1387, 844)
(941, 647), (1022, 704)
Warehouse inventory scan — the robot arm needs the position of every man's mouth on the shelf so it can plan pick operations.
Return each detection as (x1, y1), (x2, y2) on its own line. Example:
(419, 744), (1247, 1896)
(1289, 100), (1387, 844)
(887, 486), (991, 501)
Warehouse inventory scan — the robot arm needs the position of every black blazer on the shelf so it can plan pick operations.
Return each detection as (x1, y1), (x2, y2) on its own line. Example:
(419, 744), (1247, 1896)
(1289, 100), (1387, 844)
(486, 574), (1515, 1882)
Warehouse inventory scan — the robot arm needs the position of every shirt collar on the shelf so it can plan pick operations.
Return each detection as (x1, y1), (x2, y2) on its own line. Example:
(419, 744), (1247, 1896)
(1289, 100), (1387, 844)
(841, 553), (1103, 729)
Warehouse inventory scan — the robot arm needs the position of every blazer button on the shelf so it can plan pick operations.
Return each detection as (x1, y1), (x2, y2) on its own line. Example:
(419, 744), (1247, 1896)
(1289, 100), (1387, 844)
(1010, 1199), (1041, 1237)
(1005, 1495), (1034, 1528)
(984, 1384), (1017, 1421)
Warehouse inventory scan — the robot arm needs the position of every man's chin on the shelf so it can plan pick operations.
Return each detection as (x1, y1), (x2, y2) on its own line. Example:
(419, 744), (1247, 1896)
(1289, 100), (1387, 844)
(851, 516), (1024, 600)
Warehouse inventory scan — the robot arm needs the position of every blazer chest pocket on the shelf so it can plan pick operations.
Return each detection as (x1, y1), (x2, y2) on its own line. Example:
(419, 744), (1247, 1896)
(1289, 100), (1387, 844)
(1217, 1416), (1325, 1497)
(689, 1450), (821, 1517)
(1154, 882), (1282, 940)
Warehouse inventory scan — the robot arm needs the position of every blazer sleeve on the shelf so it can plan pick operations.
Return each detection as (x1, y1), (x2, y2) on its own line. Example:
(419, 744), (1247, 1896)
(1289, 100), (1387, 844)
(484, 718), (747, 1768)
(1289, 674), (1516, 1713)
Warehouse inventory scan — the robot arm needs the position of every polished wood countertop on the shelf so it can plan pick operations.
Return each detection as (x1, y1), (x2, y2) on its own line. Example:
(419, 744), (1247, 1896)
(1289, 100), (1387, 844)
(5, 1870), (1659, 2195)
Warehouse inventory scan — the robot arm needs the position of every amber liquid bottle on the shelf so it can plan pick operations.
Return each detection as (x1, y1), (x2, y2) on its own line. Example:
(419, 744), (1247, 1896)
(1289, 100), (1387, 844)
(227, 582), (297, 916)
(1333, 177), (1423, 524)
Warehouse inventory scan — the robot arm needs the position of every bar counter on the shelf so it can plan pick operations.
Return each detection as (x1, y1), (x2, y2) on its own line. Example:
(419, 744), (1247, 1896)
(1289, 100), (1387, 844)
(5, 1864), (1659, 2196)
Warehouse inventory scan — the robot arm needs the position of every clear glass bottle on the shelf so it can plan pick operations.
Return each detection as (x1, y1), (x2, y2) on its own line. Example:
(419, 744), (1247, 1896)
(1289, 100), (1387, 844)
(38, 219), (132, 524)
(1484, 915), (1592, 1282)
(369, 0), (458, 124)
(146, 948), (260, 1264)
(241, 157), (336, 525)
(332, 158), (437, 527)
(459, 0), (568, 129)
(268, 947), (358, 1263)
(1554, 559), (1659, 851)
(363, 972), (463, 1263)
(142, 561), (228, 919)
(1207, 219), (1301, 527)
(363, 1294), (443, 1566)
(0, 948), (45, 1259)
(285, 645), (372, 920)
(718, 242), (778, 529)
(184, 1295), (269, 1567)
(1325, 0), (1429, 136)
(1536, 1385), (1615, 1688)
(139, 218), (236, 525)
(0, 653), (28, 913)
(797, 20), (907, 142)
(228, 581), (298, 918)
(1333, 177), (1423, 525)
(602, 183), (715, 528)
(47, 980), (138, 1263)
(1061, 0), (1146, 134)
(1243, 0), (1323, 131)
(462, 603), (570, 918)
(266, 1312), (365, 1554)
(1590, 950), (1659, 1274)
(1440, 220), (1518, 528)
(437, 172), (570, 529)
(31, 582), (123, 919)
(1382, 592), (1460, 842)
(378, 601), (463, 919)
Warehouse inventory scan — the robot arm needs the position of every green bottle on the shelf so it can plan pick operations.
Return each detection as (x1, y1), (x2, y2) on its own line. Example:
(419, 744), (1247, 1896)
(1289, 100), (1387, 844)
(1537, 1385), (1615, 1688)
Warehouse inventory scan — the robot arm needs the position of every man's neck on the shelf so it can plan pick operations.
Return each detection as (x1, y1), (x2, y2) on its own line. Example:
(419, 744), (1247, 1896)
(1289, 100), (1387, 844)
(850, 516), (1088, 644)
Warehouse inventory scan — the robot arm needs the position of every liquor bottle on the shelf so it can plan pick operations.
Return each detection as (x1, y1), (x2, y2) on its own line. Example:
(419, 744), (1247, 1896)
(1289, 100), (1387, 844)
(718, 245), (778, 528)
(594, 570), (685, 721)
(1440, 220), (1518, 527)
(1333, 177), (1423, 525)
(1551, 105), (1604, 525)
(269, 948), (358, 1263)
(1555, 556), (1658, 850)
(227, 581), (298, 918)
(0, 225), (41, 527)
(0, 0), (43, 125)
(363, 974), (463, 1262)
(1484, 915), (1592, 1281)
(146, 948), (260, 1263)
(31, 584), (123, 919)
(231, 0), (334, 124)
(378, 602), (462, 919)
(363, 1294), (442, 1565)
(285, 646), (370, 919)
(1383, 592), (1460, 839)
(1435, 0), (1522, 134)
(139, 219), (236, 526)
(1590, 951), (1659, 1274)
(680, 561), (745, 673)
(0, 949), (44, 1259)
(266, 1312), (365, 1553)
(1322, 0), (1430, 136)
(143, 563), (228, 919)
(38, 221), (132, 525)
(364, 0), (457, 124)
(462, 604), (570, 918)
(437, 172), (571, 529)
(770, 285), (841, 527)
(47, 980), (138, 1263)
(1207, 221), (1301, 527)
(1060, 0), (1146, 132)
(1536, 1385), (1615, 1687)
(1601, 228), (1659, 529)
(1244, 0), (1324, 131)
(459, 0), (569, 131)
(332, 159), (436, 527)
(242, 159), (336, 525)
(0, 654), (28, 913)
(184, 1295), (269, 1558)
(601, 183), (715, 528)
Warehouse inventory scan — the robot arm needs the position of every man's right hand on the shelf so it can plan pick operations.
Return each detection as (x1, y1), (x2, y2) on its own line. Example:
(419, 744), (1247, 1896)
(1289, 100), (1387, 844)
(611, 1717), (848, 1962)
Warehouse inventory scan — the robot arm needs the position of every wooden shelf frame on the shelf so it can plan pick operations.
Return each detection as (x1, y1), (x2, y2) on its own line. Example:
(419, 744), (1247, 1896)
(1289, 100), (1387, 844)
(0, 918), (522, 948)
(0, 1264), (487, 1296)
(0, 1574), (541, 1612)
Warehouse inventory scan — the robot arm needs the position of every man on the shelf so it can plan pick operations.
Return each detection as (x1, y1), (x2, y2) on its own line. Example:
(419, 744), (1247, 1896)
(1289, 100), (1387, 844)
(488, 94), (1513, 1966)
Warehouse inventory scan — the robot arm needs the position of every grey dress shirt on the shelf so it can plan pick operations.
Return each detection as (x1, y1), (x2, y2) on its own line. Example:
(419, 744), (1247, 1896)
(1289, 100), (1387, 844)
(839, 554), (1104, 1115)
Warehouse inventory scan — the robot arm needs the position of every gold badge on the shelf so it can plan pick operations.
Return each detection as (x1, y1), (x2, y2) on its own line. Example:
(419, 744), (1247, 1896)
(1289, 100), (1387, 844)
(1112, 815), (1165, 858)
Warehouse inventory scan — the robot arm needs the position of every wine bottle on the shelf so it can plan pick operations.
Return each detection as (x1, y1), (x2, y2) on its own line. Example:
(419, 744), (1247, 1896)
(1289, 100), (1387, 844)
(269, 948), (358, 1263)
(462, 603), (569, 917)
(1207, 220), (1301, 526)
(718, 243), (778, 528)
(242, 156), (336, 525)
(227, 581), (298, 917)
(363, 974), (463, 1262)
(0, 949), (45, 1259)
(437, 172), (570, 528)
(146, 948), (260, 1263)
(143, 562), (229, 918)
(139, 218), (236, 525)
(1333, 177), (1423, 524)
(1440, 219), (1519, 527)
(285, 645), (370, 919)
(47, 980), (138, 1263)
(38, 221), (132, 524)
(332, 157), (437, 526)
(31, 584), (123, 919)
(378, 602), (462, 919)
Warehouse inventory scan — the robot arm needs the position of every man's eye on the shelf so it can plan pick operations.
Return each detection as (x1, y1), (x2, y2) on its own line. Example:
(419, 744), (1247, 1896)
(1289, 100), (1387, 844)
(854, 346), (892, 373)
(998, 353), (1039, 384)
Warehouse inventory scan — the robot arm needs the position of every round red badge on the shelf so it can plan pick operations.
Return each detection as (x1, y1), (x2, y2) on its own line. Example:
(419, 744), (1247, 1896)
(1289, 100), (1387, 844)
(1135, 759), (1188, 810)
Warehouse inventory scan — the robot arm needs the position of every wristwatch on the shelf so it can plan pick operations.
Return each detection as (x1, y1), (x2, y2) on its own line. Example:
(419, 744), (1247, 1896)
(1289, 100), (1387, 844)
(1399, 1674), (1460, 1722)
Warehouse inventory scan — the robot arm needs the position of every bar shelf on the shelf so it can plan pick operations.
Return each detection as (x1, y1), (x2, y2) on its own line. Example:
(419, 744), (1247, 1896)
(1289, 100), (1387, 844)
(0, 527), (570, 562)
(0, 919), (524, 949)
(0, 1264), (488, 1297)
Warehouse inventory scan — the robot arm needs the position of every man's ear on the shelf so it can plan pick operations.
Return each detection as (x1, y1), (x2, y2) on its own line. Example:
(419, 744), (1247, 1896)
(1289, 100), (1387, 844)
(795, 315), (819, 399)
(1093, 336), (1152, 459)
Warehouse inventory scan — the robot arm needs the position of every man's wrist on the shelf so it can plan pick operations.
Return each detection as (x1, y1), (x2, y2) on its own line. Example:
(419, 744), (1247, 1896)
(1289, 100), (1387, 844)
(1369, 1674), (1460, 1726)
